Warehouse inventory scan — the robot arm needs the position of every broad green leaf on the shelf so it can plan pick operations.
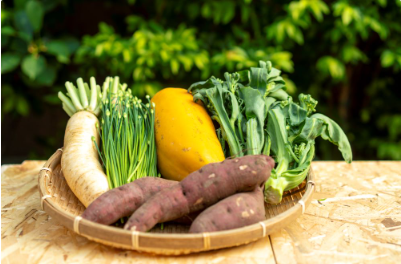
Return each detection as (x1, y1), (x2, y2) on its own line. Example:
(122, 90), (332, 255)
(16, 96), (29, 116)
(267, 68), (282, 82)
(178, 55), (193, 71)
(170, 59), (179, 74)
(1, 53), (21, 74)
(311, 113), (353, 163)
(341, 45), (367, 63)
(269, 89), (289, 101)
(189, 77), (218, 91)
(26, 1), (44, 32)
(310, 1), (329, 22)
(342, 7), (353, 25)
(43, 94), (61, 104)
(14, 0), (28, 10)
(248, 67), (268, 95)
(46, 40), (71, 63)
(287, 103), (307, 126)
(316, 56), (345, 79)
(376, 0), (387, 7)
(2, 35), (10, 48)
(269, 52), (294, 73)
(291, 117), (324, 143)
(381, 50), (395, 68)
(42, 0), (60, 12)
(288, 1), (303, 21)
(36, 65), (56, 86)
(239, 87), (266, 120)
(21, 55), (46, 80)
(201, 3), (211, 18)
(241, 6), (251, 23)
(13, 11), (33, 41)
(221, 1), (235, 24)
(1, 26), (16, 36)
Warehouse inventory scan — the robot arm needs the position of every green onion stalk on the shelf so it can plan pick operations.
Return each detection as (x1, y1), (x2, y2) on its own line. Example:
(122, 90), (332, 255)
(93, 77), (158, 189)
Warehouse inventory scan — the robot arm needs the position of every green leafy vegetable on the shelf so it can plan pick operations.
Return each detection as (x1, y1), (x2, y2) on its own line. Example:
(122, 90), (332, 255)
(98, 78), (158, 189)
(189, 60), (353, 204)
(311, 113), (353, 163)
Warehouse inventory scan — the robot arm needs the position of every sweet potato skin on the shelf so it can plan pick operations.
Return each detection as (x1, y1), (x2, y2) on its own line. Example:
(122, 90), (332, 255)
(81, 177), (177, 225)
(124, 155), (274, 231)
(189, 187), (265, 233)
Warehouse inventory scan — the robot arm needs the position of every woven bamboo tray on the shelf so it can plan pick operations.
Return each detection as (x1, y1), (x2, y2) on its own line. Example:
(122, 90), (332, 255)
(38, 149), (315, 255)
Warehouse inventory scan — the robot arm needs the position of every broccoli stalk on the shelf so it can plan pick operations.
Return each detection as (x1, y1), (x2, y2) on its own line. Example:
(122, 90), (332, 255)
(263, 108), (292, 204)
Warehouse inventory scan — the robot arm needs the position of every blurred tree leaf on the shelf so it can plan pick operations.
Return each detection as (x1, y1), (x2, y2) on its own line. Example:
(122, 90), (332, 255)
(14, 0), (29, 10)
(61, 37), (80, 53)
(376, 0), (387, 7)
(341, 45), (367, 64)
(316, 56), (345, 79)
(46, 40), (71, 63)
(43, 94), (61, 104)
(21, 55), (46, 79)
(36, 65), (57, 85)
(1, 84), (30, 116)
(26, 1), (44, 32)
(13, 11), (33, 41)
(1, 53), (21, 74)
(16, 96), (30, 116)
(381, 50), (395, 68)
(2, 26), (16, 36)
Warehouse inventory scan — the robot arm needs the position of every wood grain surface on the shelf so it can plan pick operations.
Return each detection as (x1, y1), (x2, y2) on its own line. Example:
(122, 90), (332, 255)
(2, 161), (401, 263)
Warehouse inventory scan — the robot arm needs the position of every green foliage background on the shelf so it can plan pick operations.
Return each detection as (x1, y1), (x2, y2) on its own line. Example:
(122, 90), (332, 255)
(2, 0), (401, 163)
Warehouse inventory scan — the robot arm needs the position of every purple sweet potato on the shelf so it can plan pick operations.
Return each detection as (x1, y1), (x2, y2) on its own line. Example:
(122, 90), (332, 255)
(81, 177), (178, 225)
(172, 210), (203, 225)
(189, 186), (265, 233)
(124, 155), (274, 231)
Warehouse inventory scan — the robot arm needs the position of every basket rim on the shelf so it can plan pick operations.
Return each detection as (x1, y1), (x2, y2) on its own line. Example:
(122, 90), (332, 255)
(38, 149), (315, 254)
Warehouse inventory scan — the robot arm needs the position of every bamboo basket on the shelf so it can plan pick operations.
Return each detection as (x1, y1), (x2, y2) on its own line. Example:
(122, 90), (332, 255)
(38, 149), (315, 255)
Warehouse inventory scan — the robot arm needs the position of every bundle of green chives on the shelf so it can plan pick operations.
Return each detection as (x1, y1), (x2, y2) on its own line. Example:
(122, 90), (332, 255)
(95, 77), (158, 189)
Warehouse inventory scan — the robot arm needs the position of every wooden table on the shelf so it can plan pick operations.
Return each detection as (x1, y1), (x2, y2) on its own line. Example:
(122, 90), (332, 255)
(2, 161), (401, 264)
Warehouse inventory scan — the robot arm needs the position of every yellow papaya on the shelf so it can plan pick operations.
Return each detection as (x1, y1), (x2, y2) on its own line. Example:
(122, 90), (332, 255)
(151, 88), (225, 181)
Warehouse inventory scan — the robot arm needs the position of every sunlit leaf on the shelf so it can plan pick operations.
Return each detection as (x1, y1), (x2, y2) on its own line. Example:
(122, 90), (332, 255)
(21, 55), (45, 80)
(316, 56), (345, 79)
(381, 50), (395, 68)
(376, 0), (387, 7)
(170, 59), (179, 74)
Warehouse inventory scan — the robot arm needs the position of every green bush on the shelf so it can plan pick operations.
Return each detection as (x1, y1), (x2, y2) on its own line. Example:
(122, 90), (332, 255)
(2, 0), (401, 161)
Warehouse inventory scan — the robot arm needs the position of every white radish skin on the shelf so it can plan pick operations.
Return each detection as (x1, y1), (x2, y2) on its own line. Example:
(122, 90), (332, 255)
(61, 111), (109, 207)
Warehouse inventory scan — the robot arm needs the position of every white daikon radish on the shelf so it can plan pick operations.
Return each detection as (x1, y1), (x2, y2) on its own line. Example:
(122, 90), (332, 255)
(58, 77), (115, 207)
